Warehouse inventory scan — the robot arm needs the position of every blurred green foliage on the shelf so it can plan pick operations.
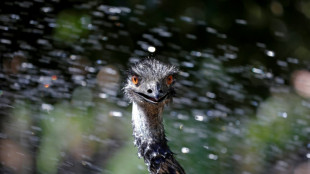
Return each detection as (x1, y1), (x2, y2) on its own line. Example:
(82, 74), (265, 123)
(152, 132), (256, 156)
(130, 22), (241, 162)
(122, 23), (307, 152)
(54, 10), (91, 42)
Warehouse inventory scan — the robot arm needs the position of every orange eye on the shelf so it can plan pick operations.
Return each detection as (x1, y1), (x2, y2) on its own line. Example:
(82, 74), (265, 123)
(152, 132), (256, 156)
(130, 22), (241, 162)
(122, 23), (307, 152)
(167, 75), (173, 85)
(132, 75), (139, 85)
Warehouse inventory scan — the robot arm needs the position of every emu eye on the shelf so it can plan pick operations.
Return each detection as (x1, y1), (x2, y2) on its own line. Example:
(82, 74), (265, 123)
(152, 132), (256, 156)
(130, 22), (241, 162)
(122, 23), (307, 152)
(132, 75), (139, 85)
(166, 75), (173, 85)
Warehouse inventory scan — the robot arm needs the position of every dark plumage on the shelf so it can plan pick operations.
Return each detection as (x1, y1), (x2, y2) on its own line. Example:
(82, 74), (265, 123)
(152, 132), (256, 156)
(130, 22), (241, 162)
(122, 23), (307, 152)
(124, 59), (185, 174)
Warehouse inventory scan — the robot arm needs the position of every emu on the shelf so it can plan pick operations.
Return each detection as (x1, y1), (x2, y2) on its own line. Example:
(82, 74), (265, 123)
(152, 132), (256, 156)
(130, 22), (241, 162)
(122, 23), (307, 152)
(124, 59), (185, 174)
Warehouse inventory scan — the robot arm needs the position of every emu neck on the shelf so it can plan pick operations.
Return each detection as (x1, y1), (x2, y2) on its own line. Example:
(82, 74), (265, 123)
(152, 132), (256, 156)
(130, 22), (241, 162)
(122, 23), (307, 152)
(132, 102), (165, 143)
(131, 102), (185, 174)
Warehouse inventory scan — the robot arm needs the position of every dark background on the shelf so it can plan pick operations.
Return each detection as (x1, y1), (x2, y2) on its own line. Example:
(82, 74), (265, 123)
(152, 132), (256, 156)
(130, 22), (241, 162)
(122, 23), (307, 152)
(1, 0), (310, 173)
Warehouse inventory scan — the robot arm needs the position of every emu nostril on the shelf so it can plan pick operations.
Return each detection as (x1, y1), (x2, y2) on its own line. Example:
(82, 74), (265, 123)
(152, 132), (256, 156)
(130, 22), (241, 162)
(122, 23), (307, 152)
(147, 89), (153, 93)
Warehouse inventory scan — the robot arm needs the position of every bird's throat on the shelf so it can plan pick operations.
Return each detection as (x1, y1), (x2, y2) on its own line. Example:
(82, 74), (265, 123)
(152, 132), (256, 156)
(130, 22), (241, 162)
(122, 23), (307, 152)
(132, 102), (166, 143)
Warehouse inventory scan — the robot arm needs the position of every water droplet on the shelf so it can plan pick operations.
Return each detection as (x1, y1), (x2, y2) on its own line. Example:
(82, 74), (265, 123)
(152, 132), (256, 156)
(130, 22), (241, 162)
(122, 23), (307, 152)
(277, 60), (287, 67)
(99, 93), (107, 99)
(266, 50), (275, 57)
(109, 111), (123, 117)
(181, 147), (190, 153)
(206, 92), (216, 98)
(41, 103), (54, 112)
(0, 39), (12, 44)
(41, 7), (53, 13)
(195, 115), (204, 121)
(81, 81), (86, 86)
(181, 61), (194, 68)
(287, 57), (299, 64)
(109, 7), (122, 14)
(206, 27), (217, 34)
(221, 148), (227, 154)
(147, 46), (156, 53)
(186, 34), (197, 40)
(180, 16), (192, 23)
(179, 124), (183, 130)
(235, 19), (247, 25)
(191, 51), (202, 57)
(256, 42), (266, 48)
(282, 112), (287, 118)
(208, 154), (218, 160)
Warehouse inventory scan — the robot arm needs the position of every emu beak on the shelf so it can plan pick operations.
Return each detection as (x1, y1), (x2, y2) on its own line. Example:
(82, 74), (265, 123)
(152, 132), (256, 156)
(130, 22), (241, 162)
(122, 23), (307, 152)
(153, 90), (161, 101)
(134, 90), (169, 104)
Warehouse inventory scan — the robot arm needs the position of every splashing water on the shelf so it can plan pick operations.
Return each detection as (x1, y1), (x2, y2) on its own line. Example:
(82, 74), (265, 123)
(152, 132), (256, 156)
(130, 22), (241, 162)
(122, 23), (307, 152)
(1, 1), (310, 174)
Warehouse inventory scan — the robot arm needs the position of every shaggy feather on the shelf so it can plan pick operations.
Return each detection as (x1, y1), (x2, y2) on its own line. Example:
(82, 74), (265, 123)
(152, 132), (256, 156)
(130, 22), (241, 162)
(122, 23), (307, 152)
(124, 59), (185, 174)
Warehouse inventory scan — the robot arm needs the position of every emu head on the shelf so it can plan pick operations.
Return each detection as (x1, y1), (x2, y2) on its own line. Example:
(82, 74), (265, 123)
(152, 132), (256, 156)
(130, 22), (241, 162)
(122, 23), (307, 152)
(124, 59), (178, 105)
